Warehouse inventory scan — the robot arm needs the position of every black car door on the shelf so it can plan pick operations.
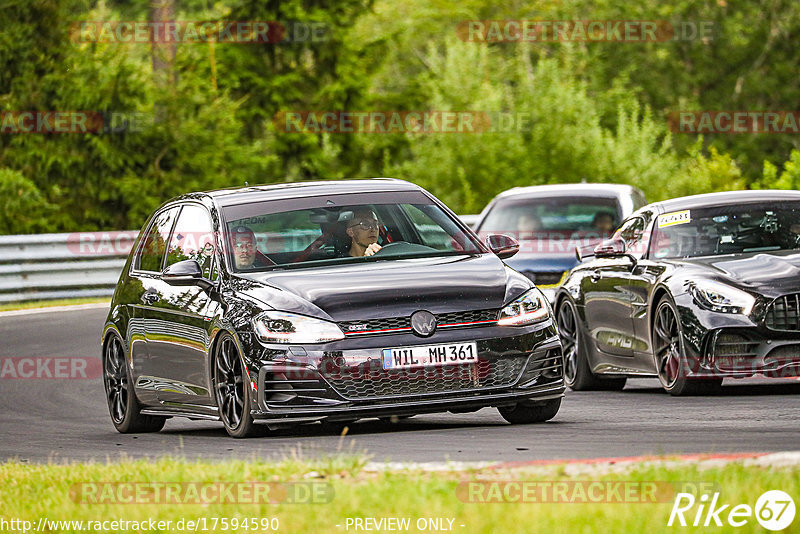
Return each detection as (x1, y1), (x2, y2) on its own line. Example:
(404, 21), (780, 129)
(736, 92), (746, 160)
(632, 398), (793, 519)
(626, 257), (666, 371)
(582, 217), (647, 359)
(625, 214), (667, 372)
(128, 205), (181, 405)
(146, 203), (218, 407)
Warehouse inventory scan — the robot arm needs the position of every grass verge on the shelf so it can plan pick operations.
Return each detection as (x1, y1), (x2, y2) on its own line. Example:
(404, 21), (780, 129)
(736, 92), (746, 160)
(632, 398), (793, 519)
(1, 456), (797, 533)
(0, 297), (109, 312)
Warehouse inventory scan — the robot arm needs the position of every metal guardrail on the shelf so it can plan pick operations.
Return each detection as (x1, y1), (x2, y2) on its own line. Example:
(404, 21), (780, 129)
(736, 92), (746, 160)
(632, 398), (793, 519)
(0, 231), (137, 303)
(0, 215), (480, 304)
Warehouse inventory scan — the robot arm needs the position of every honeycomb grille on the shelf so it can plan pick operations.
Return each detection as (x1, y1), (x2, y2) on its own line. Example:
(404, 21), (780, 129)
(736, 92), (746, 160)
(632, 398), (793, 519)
(438, 309), (498, 326)
(319, 356), (527, 400)
(339, 316), (411, 334)
(765, 294), (800, 331)
(339, 309), (499, 336)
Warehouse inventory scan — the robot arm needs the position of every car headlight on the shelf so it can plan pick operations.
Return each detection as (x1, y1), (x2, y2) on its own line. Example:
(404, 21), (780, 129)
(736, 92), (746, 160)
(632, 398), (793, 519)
(497, 288), (551, 326)
(253, 311), (344, 343)
(690, 280), (755, 315)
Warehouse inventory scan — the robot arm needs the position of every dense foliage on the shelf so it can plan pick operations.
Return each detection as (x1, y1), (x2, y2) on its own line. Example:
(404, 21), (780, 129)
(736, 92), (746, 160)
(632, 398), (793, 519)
(1, 0), (798, 233)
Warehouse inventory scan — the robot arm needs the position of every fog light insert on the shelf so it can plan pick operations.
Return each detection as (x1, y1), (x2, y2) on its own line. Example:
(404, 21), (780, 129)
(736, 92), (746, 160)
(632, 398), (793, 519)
(712, 333), (759, 371)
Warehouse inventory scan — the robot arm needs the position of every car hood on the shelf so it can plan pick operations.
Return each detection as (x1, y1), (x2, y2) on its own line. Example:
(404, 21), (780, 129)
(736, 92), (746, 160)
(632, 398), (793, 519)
(674, 250), (800, 298)
(234, 254), (521, 322)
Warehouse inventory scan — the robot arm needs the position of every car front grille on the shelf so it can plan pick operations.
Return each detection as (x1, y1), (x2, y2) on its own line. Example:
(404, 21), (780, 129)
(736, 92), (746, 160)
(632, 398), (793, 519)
(318, 355), (530, 400)
(765, 294), (800, 331)
(339, 309), (499, 337)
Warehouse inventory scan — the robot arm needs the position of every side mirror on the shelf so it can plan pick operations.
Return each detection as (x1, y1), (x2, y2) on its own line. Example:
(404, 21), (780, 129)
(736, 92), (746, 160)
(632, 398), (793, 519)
(162, 259), (213, 290)
(486, 233), (520, 260)
(576, 244), (595, 262)
(593, 238), (627, 258)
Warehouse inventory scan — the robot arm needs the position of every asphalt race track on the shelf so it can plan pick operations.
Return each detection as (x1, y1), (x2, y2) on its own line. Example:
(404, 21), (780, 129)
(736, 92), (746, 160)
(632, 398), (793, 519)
(1, 306), (798, 464)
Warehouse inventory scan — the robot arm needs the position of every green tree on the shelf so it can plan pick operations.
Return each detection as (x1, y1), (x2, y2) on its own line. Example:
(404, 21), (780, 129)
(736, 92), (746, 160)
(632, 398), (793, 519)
(753, 149), (800, 190)
(0, 168), (53, 234)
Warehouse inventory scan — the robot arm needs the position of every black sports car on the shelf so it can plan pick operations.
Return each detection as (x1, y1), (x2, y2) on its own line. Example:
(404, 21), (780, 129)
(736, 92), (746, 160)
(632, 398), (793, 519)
(102, 179), (564, 437)
(555, 190), (800, 395)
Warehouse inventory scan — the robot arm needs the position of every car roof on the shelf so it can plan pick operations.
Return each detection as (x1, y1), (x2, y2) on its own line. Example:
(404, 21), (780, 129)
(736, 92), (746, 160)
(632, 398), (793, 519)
(650, 190), (800, 214)
(178, 178), (423, 206)
(491, 183), (641, 200)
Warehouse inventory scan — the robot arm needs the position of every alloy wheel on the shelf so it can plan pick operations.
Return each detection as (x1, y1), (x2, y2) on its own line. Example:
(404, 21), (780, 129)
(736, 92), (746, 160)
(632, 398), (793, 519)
(558, 301), (579, 384)
(653, 302), (682, 388)
(214, 336), (245, 430)
(104, 337), (128, 424)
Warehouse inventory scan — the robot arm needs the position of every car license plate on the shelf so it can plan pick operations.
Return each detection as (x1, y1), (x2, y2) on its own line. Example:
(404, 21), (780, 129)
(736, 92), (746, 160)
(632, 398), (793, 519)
(381, 342), (478, 370)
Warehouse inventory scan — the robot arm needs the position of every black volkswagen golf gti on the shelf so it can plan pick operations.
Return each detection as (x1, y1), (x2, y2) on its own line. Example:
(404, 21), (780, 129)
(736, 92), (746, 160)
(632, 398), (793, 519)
(102, 179), (564, 437)
(556, 190), (800, 396)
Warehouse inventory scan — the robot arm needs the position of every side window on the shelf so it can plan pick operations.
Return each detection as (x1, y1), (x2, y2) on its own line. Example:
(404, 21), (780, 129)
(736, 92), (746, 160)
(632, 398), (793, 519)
(165, 205), (216, 278)
(401, 204), (460, 251)
(616, 217), (647, 258)
(134, 207), (179, 272)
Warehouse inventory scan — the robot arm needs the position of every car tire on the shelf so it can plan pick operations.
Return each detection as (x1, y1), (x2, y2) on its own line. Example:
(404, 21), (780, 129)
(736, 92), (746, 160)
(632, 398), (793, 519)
(557, 297), (627, 391)
(652, 297), (723, 396)
(213, 332), (259, 438)
(497, 398), (561, 424)
(103, 334), (166, 433)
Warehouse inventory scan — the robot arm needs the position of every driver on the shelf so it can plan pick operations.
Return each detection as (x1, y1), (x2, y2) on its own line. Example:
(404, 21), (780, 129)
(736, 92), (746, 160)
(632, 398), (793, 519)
(345, 207), (382, 257)
(230, 226), (273, 269)
(592, 212), (616, 235)
(789, 222), (800, 247)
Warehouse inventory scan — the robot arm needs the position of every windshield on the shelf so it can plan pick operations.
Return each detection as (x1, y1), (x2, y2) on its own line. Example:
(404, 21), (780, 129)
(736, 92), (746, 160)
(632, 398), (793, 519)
(479, 196), (621, 238)
(651, 202), (800, 259)
(221, 195), (483, 272)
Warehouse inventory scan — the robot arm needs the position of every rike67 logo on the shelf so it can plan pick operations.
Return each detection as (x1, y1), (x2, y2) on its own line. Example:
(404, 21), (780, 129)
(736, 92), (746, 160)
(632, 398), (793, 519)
(668, 490), (795, 530)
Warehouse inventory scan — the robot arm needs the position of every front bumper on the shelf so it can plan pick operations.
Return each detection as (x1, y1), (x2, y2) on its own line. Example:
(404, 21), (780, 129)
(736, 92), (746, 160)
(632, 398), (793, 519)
(676, 292), (800, 379)
(695, 328), (800, 379)
(244, 321), (564, 423)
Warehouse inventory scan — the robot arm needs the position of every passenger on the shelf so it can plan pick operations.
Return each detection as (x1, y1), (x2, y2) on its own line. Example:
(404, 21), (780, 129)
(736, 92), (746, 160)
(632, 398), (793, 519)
(516, 213), (542, 240)
(345, 207), (382, 257)
(517, 213), (542, 233)
(592, 212), (616, 235)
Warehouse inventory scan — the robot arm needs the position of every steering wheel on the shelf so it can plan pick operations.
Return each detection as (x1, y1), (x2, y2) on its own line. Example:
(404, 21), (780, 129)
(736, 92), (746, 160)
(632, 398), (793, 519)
(372, 241), (408, 256)
(372, 241), (440, 257)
